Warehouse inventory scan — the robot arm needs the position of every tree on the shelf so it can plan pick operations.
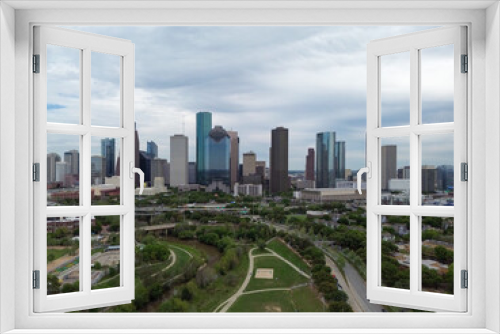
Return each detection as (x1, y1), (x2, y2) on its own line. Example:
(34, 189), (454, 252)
(328, 301), (353, 312)
(133, 280), (150, 310)
(158, 298), (189, 312)
(61, 281), (79, 293)
(47, 274), (61, 294)
(330, 290), (348, 302)
(94, 261), (102, 270)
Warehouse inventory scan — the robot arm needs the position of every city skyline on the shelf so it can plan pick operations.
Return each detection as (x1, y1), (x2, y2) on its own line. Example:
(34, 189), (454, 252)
(47, 25), (459, 170)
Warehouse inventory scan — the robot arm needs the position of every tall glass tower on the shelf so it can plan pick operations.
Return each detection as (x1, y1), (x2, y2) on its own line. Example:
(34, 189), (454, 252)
(101, 138), (116, 177)
(206, 126), (230, 186)
(196, 112), (212, 185)
(335, 141), (346, 180)
(316, 132), (336, 188)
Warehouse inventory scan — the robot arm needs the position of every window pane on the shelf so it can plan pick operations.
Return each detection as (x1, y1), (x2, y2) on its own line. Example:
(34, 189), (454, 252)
(421, 216), (454, 294)
(421, 45), (454, 124)
(380, 52), (410, 127)
(421, 133), (454, 206)
(91, 137), (121, 205)
(47, 45), (81, 124)
(47, 216), (80, 295)
(47, 133), (80, 206)
(91, 216), (121, 290)
(381, 215), (410, 290)
(91, 52), (121, 127)
(381, 137), (410, 205)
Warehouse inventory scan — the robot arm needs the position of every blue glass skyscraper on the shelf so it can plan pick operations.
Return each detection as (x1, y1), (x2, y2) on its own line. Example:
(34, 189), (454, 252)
(316, 132), (336, 188)
(147, 140), (158, 159)
(206, 126), (230, 186)
(101, 138), (116, 177)
(335, 140), (346, 180)
(196, 112), (212, 185)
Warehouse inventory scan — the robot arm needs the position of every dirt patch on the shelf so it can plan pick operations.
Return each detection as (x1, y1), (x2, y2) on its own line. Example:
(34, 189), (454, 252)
(264, 304), (282, 312)
(255, 268), (274, 279)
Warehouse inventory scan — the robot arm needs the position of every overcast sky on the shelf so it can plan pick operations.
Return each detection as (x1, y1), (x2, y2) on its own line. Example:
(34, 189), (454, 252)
(47, 25), (454, 170)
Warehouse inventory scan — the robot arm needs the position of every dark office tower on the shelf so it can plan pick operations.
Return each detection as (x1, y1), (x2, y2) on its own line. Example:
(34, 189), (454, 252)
(437, 165), (454, 191)
(422, 166), (437, 193)
(47, 153), (61, 183)
(305, 148), (315, 181)
(147, 140), (158, 159)
(135, 123), (140, 187)
(381, 145), (397, 191)
(335, 141), (346, 180)
(64, 149), (79, 176)
(188, 162), (196, 184)
(227, 130), (239, 187)
(115, 155), (120, 176)
(270, 127), (289, 194)
(101, 138), (116, 177)
(196, 112), (212, 185)
(139, 151), (152, 185)
(316, 132), (336, 188)
(206, 126), (231, 186)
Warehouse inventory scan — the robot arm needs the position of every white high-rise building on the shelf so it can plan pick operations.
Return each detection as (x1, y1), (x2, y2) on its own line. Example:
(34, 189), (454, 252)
(55, 161), (69, 182)
(170, 134), (188, 187)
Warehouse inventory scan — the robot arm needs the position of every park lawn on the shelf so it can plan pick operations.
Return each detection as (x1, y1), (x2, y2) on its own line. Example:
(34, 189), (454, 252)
(290, 286), (326, 312)
(47, 247), (72, 263)
(245, 256), (309, 292)
(163, 246), (193, 277)
(92, 274), (120, 290)
(251, 248), (271, 256)
(267, 239), (311, 274)
(229, 286), (325, 312)
(228, 290), (296, 312)
(190, 251), (250, 312)
(166, 242), (204, 262)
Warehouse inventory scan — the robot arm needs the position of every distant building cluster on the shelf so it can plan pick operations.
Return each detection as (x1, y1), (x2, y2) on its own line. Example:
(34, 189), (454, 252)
(47, 110), (372, 199)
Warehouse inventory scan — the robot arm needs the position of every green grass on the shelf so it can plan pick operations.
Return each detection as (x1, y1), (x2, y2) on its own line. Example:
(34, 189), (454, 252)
(93, 274), (120, 290)
(47, 248), (72, 263)
(228, 285), (324, 312)
(252, 248), (271, 256)
(165, 246), (194, 277)
(290, 286), (326, 312)
(229, 290), (296, 312)
(266, 239), (311, 274)
(245, 256), (309, 292)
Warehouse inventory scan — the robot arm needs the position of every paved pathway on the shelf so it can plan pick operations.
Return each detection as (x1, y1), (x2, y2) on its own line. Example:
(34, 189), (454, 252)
(151, 249), (176, 278)
(215, 247), (311, 312)
(214, 247), (257, 312)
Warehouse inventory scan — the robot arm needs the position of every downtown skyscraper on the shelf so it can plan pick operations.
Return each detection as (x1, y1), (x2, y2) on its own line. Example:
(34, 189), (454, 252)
(196, 112), (212, 185)
(381, 145), (397, 191)
(206, 126), (231, 186)
(316, 132), (336, 188)
(227, 130), (239, 187)
(170, 134), (189, 187)
(305, 148), (315, 181)
(101, 138), (116, 178)
(270, 127), (289, 194)
(335, 141), (346, 180)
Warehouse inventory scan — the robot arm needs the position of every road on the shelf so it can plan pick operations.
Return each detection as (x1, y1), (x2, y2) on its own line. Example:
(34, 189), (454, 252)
(322, 246), (384, 312)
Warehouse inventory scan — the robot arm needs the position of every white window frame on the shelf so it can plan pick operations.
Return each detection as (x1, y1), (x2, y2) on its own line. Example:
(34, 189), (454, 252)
(33, 26), (136, 312)
(366, 26), (467, 312)
(0, 1), (499, 333)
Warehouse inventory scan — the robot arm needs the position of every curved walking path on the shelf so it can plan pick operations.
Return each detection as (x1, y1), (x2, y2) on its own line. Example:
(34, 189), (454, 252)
(151, 249), (176, 278)
(241, 283), (309, 295)
(215, 247), (257, 312)
(215, 247), (311, 312)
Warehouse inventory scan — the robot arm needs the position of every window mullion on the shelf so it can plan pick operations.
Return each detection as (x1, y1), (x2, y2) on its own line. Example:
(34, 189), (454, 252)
(409, 47), (420, 294)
